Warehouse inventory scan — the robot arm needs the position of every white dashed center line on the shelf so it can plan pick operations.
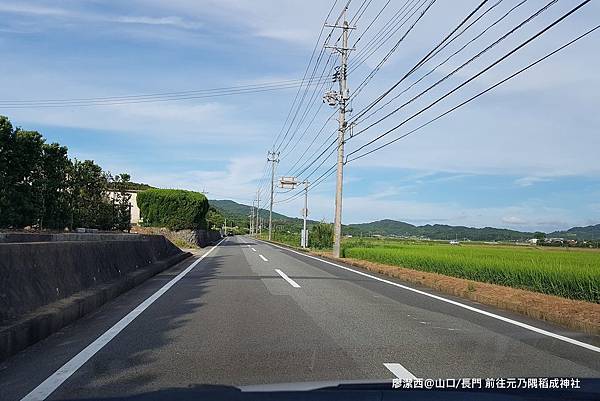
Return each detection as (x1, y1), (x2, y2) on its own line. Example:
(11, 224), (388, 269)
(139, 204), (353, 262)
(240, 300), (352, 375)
(259, 254), (268, 262)
(251, 248), (256, 252)
(275, 269), (301, 288)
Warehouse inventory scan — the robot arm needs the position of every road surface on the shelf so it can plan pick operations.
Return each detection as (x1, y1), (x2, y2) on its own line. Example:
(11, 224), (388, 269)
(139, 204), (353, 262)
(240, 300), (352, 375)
(1, 235), (599, 400)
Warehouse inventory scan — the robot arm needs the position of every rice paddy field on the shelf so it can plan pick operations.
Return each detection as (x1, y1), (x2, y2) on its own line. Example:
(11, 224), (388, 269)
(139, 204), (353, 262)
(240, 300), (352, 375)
(341, 239), (600, 303)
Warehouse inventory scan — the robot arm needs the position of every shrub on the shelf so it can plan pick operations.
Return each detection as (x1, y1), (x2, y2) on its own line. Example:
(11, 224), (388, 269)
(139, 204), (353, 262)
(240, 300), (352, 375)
(137, 189), (209, 230)
(310, 221), (333, 249)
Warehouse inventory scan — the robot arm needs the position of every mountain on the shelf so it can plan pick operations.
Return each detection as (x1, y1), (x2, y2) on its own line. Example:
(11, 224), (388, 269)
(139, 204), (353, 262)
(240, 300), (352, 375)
(343, 219), (416, 236)
(209, 199), (317, 227)
(210, 199), (289, 221)
(344, 220), (532, 241)
(549, 224), (600, 240)
(209, 199), (599, 241)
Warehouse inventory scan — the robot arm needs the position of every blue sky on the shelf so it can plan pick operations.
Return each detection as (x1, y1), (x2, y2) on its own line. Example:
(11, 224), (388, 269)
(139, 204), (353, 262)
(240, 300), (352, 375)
(1, 0), (599, 232)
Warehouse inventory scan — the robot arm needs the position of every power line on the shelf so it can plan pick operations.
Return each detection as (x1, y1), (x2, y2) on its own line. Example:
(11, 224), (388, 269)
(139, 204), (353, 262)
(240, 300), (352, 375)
(349, 0), (374, 25)
(269, 0), (342, 151)
(347, 23), (600, 163)
(275, 163), (337, 205)
(272, 1), (355, 153)
(349, 0), (491, 124)
(349, 0), (431, 72)
(0, 77), (331, 108)
(354, 0), (528, 126)
(348, 0), (419, 69)
(346, 1), (595, 162)
(277, 55), (337, 155)
(351, 0), (393, 48)
(294, 135), (338, 178)
(283, 110), (337, 175)
(350, 0), (438, 100)
(350, 0), (558, 138)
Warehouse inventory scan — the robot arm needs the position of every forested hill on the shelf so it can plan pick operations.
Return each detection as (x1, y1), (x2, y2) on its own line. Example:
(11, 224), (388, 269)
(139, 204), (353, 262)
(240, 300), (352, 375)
(209, 199), (600, 241)
(549, 224), (600, 240)
(343, 219), (532, 241)
(209, 199), (290, 221)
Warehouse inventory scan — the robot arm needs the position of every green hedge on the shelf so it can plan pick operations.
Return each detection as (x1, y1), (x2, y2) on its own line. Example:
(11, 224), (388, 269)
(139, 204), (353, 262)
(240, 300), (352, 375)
(137, 189), (209, 230)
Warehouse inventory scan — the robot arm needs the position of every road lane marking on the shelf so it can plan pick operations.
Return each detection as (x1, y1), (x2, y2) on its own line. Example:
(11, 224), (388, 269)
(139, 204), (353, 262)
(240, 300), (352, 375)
(251, 247), (256, 252)
(20, 238), (226, 401)
(275, 269), (301, 288)
(259, 254), (268, 262)
(256, 238), (600, 354)
(384, 363), (416, 379)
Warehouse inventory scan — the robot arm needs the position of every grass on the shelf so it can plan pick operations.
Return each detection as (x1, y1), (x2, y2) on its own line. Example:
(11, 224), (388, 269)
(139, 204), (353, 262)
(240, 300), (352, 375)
(171, 237), (198, 249)
(341, 239), (600, 303)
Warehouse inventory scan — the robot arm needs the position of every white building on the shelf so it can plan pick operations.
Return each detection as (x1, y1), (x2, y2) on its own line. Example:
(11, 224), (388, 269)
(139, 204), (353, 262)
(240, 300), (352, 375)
(107, 190), (141, 225)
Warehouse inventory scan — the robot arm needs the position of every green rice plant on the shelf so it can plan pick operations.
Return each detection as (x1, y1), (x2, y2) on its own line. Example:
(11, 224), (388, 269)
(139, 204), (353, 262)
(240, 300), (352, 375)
(342, 241), (600, 302)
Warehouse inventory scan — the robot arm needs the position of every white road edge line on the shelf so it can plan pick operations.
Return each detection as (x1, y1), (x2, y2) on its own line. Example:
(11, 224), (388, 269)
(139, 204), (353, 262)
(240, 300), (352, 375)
(251, 247), (256, 252)
(383, 363), (416, 379)
(275, 269), (301, 288)
(20, 238), (226, 401)
(259, 254), (268, 262)
(255, 238), (600, 354)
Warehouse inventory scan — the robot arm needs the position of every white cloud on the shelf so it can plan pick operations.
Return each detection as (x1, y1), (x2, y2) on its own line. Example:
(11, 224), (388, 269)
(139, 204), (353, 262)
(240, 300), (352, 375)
(110, 15), (202, 30)
(501, 216), (527, 225)
(3, 0), (599, 230)
(0, 2), (203, 31)
(132, 156), (265, 203)
(0, 3), (69, 16)
(514, 176), (553, 187)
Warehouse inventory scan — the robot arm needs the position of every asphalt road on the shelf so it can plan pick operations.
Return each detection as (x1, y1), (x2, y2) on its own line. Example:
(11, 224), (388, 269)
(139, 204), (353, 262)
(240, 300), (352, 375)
(1, 235), (599, 400)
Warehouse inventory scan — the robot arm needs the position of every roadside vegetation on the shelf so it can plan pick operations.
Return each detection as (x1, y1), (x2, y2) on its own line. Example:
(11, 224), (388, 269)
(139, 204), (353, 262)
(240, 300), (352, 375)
(259, 221), (333, 249)
(341, 238), (600, 303)
(0, 115), (132, 231)
(137, 189), (209, 230)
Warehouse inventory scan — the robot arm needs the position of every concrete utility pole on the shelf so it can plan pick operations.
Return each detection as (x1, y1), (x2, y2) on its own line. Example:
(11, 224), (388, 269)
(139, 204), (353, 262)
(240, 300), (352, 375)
(250, 201), (255, 235)
(325, 9), (353, 258)
(256, 189), (260, 237)
(301, 180), (309, 248)
(267, 151), (280, 241)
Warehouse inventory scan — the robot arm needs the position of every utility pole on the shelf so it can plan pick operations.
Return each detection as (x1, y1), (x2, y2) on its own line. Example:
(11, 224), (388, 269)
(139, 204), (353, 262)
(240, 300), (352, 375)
(256, 189), (260, 237)
(325, 9), (353, 257)
(250, 200), (255, 235)
(224, 217), (227, 236)
(267, 151), (280, 241)
(301, 180), (309, 248)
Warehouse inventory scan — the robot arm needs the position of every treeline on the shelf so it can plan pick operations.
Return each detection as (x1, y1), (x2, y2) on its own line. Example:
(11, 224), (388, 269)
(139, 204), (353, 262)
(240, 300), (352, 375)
(0, 115), (132, 231)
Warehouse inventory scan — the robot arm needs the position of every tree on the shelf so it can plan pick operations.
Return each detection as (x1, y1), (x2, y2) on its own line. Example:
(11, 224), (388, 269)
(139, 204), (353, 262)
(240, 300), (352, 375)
(534, 231), (546, 240)
(39, 142), (71, 229)
(206, 206), (225, 230)
(110, 173), (133, 231)
(6, 129), (45, 227)
(0, 115), (136, 231)
(0, 116), (15, 227)
(69, 159), (112, 229)
(310, 221), (333, 249)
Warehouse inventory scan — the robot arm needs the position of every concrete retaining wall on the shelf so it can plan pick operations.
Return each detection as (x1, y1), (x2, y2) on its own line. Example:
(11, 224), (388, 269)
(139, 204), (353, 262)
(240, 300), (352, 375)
(0, 232), (143, 243)
(0, 235), (191, 360)
(130, 227), (222, 248)
(177, 229), (223, 247)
